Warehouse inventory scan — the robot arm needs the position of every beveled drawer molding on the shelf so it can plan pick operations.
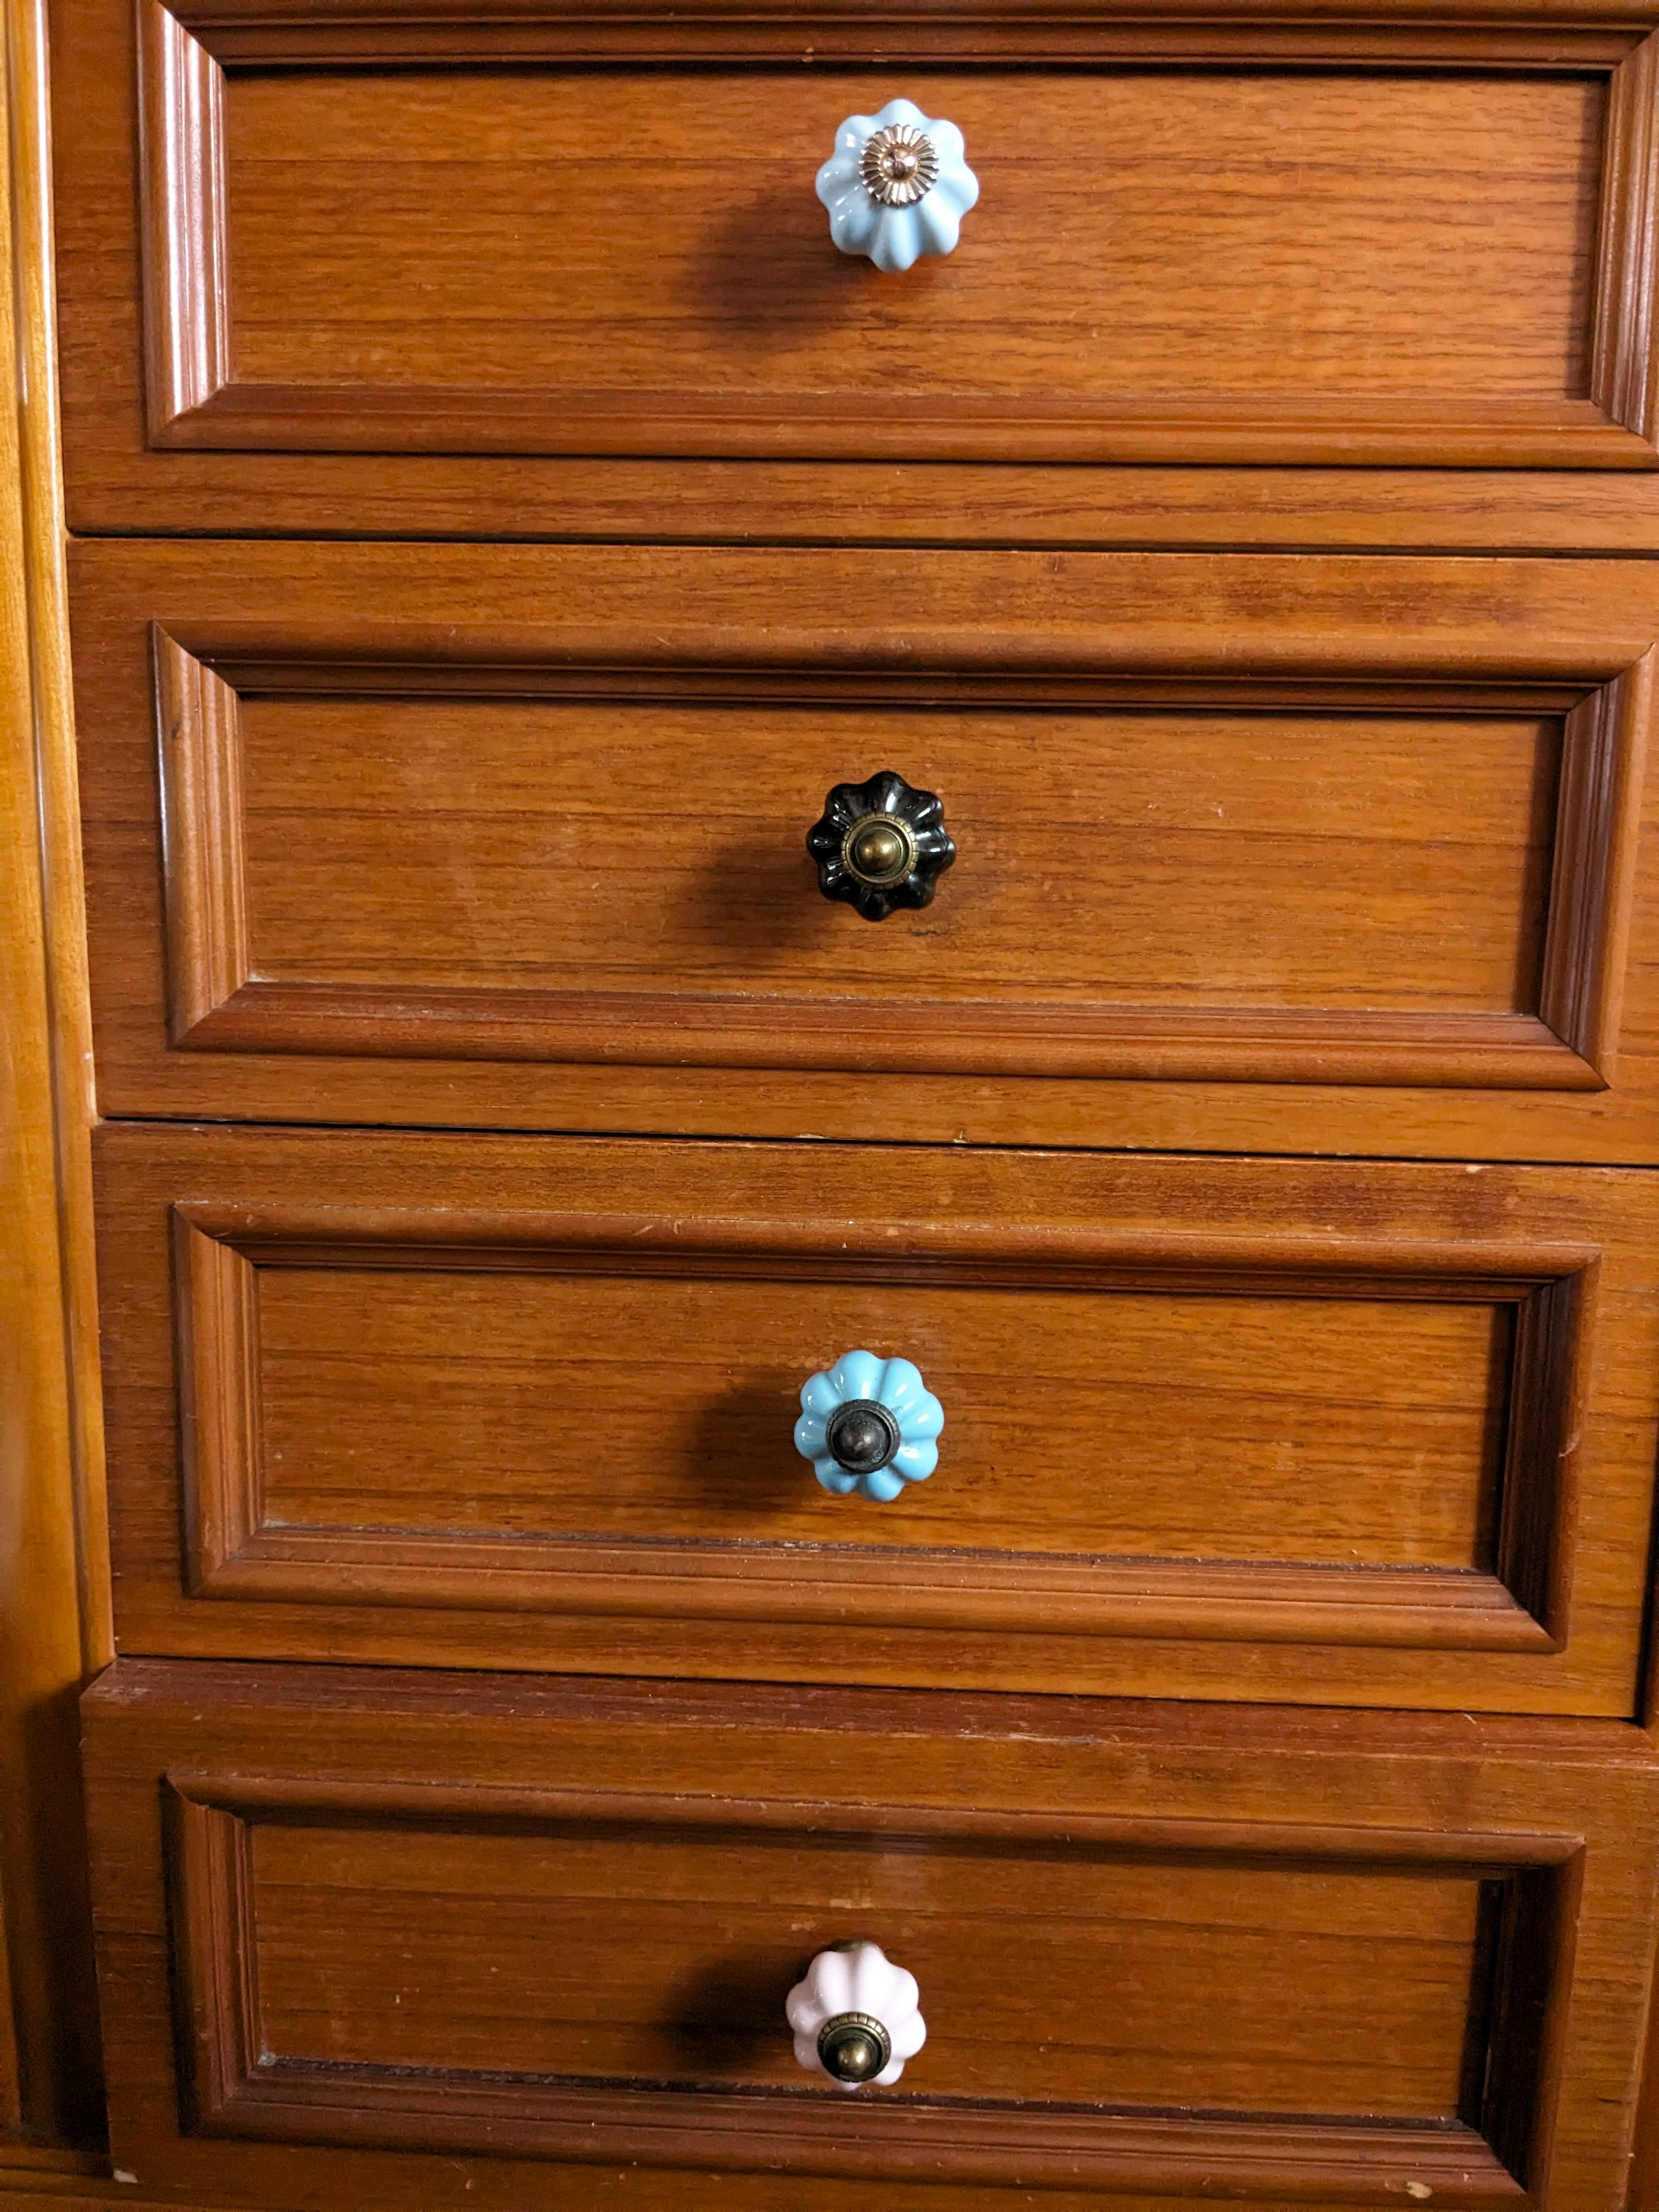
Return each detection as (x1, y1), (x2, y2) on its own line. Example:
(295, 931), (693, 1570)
(130, 0), (1659, 469)
(150, 626), (1650, 1093)
(75, 541), (1659, 1154)
(165, 1773), (1570, 2195)
(95, 1126), (1659, 1711)
(172, 1196), (1592, 1654)
(83, 1662), (1659, 2208)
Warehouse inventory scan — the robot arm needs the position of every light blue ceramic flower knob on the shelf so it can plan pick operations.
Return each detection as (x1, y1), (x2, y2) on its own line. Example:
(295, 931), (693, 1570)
(794, 1349), (944, 1503)
(815, 98), (979, 274)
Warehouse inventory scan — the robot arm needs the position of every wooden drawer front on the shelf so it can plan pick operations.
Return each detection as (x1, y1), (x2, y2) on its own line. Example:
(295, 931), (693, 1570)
(52, 0), (1659, 488)
(83, 1660), (1659, 2209)
(95, 1125), (1659, 1713)
(71, 540), (1659, 1161)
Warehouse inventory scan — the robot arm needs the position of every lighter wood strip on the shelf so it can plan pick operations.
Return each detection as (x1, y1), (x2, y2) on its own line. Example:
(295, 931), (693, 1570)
(0, 0), (106, 2153)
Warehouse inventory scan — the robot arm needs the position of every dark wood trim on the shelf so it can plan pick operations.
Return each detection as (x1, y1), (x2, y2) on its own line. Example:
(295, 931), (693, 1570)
(1591, 35), (1659, 444)
(1496, 1268), (1593, 1645)
(1538, 649), (1654, 1084)
(1477, 1856), (1585, 2195)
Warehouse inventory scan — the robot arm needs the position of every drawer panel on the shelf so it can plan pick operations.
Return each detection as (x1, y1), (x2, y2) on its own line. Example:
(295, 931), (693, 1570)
(70, 540), (1659, 1161)
(188, 686), (1566, 1045)
(242, 1264), (1510, 1573)
(82, 1659), (1659, 2208)
(94, 1125), (1659, 1712)
(143, 57), (1616, 466)
(50, 0), (1659, 542)
(52, 0), (1659, 544)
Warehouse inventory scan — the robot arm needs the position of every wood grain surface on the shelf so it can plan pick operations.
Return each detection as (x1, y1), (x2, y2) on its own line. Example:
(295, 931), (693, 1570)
(163, 666), (1606, 1085)
(50, 0), (1659, 536)
(70, 538), (1659, 1156)
(233, 694), (1560, 1027)
(45, 0), (1659, 2188)
(78, 1660), (1659, 2209)
(194, 64), (1608, 461)
(243, 1264), (1517, 1567)
(92, 1123), (1659, 1713)
(117, 6), (1659, 468)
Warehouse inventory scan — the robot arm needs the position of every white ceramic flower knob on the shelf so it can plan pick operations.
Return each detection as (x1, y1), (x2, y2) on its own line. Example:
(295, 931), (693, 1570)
(815, 98), (979, 273)
(786, 1939), (926, 2089)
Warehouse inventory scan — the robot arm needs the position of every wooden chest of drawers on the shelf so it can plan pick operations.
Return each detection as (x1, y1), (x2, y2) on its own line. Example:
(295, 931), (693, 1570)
(15, 0), (1659, 2204)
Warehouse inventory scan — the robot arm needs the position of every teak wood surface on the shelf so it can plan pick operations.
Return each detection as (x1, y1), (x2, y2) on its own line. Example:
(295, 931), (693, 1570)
(79, 1660), (1659, 2211)
(32, 0), (1659, 2194)
(48, 0), (1659, 544)
(70, 538), (1659, 1160)
(91, 1123), (1659, 1714)
(147, 50), (1633, 464)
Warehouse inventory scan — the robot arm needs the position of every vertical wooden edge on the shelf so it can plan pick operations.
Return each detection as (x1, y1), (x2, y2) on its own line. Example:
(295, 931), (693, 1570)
(1496, 1264), (1592, 1646)
(172, 1214), (261, 1595)
(10, 0), (105, 1684)
(1538, 652), (1652, 1080)
(162, 1786), (257, 2133)
(1457, 1877), (1509, 2130)
(1533, 1847), (1590, 2206)
(153, 631), (249, 1040)
(137, 0), (227, 441)
(0, 1898), (17, 2139)
(1581, 648), (1652, 1076)
(1632, 1995), (1659, 2208)
(1628, 1941), (1659, 2208)
(0, 0), (109, 2154)
(1481, 1854), (1584, 2193)
(1592, 32), (1659, 442)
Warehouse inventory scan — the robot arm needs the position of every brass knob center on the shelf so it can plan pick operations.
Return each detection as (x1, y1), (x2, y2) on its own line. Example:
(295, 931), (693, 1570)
(817, 2012), (893, 2085)
(842, 814), (917, 887)
(826, 1399), (901, 1477)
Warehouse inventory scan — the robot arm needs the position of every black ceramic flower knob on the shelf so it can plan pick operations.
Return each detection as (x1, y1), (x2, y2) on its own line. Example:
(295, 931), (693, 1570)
(806, 770), (955, 922)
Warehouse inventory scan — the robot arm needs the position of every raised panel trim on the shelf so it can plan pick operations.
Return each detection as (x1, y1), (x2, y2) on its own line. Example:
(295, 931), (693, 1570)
(160, 1767), (1572, 2196)
(138, 0), (228, 432)
(172, 1199), (1595, 1653)
(135, 2), (1659, 470)
(153, 629), (1651, 1091)
(1538, 648), (1654, 1078)
(155, 634), (244, 1038)
(1592, 29), (1659, 442)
